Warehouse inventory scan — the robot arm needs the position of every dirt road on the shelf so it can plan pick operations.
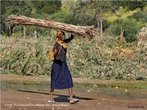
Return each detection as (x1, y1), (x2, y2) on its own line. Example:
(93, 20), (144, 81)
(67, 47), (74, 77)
(1, 75), (147, 110)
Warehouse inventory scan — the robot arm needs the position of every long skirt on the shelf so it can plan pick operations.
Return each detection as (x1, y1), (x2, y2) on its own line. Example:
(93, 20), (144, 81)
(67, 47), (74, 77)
(51, 60), (73, 89)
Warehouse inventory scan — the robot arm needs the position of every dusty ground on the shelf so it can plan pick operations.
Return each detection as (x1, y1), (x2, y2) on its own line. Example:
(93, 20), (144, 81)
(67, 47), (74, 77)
(1, 74), (147, 110)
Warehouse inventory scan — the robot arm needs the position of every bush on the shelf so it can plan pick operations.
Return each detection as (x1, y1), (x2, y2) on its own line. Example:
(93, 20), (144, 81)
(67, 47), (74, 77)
(110, 19), (140, 42)
(110, 23), (122, 36)
(49, 11), (69, 23)
(1, 35), (147, 80)
(130, 10), (147, 23)
(0, 37), (51, 76)
(123, 19), (138, 42)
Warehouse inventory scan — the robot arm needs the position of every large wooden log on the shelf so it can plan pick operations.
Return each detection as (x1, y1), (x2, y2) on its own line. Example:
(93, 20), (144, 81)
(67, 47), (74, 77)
(5, 15), (96, 38)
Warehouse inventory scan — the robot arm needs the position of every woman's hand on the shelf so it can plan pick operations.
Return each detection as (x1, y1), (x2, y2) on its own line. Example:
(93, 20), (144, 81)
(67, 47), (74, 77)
(71, 34), (74, 38)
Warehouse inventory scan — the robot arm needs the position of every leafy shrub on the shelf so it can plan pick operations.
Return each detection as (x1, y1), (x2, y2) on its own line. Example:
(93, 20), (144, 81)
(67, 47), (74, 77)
(130, 9), (147, 23)
(49, 11), (69, 23)
(110, 23), (122, 36)
(1, 34), (147, 80)
(0, 37), (51, 76)
(110, 19), (140, 42)
(123, 19), (138, 42)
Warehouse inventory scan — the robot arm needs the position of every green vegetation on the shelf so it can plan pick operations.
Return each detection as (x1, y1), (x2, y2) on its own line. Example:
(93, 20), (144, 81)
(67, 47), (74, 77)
(1, 34), (147, 80)
(110, 19), (139, 42)
(0, 0), (147, 80)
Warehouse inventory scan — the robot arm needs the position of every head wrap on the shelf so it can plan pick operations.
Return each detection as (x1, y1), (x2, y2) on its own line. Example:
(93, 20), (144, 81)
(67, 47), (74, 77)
(55, 31), (67, 48)
(56, 31), (62, 37)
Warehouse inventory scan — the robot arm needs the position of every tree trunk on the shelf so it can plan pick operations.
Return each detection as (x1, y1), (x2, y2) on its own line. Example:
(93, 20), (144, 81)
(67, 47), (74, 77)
(5, 15), (96, 38)
(23, 26), (26, 39)
(100, 19), (103, 37)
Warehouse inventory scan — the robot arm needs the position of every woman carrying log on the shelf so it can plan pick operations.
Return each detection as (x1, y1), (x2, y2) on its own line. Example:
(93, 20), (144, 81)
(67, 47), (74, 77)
(50, 31), (79, 104)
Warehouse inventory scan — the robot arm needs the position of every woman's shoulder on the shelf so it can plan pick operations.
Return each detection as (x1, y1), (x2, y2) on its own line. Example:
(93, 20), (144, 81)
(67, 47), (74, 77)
(54, 42), (58, 46)
(53, 42), (59, 48)
(55, 42), (62, 47)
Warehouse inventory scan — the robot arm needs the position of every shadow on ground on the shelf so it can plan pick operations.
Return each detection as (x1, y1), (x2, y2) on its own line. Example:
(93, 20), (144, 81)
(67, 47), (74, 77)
(17, 89), (94, 102)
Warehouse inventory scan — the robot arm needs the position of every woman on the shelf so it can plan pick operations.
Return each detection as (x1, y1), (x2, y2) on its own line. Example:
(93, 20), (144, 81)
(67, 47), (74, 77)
(50, 31), (79, 104)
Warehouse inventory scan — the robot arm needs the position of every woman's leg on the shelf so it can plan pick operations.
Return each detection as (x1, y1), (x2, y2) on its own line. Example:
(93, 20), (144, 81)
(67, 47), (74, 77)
(68, 88), (73, 99)
(49, 88), (54, 102)
(50, 88), (54, 93)
(68, 88), (79, 104)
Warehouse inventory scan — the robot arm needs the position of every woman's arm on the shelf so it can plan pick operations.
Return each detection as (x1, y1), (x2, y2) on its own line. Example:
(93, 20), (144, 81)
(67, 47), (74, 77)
(53, 49), (58, 57)
(53, 43), (58, 56)
(64, 34), (74, 43)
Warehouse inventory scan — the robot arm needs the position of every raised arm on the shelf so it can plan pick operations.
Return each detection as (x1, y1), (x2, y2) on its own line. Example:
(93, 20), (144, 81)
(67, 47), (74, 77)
(64, 34), (74, 43)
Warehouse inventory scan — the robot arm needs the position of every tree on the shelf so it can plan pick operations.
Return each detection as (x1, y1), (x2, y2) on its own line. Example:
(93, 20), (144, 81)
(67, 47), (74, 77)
(1, 0), (62, 36)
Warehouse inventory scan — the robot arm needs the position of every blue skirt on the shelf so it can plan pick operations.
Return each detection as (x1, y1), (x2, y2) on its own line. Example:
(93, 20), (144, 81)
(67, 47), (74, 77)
(51, 60), (73, 89)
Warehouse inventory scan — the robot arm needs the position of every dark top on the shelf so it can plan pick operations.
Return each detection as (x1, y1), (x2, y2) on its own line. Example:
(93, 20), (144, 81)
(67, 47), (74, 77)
(53, 35), (74, 62)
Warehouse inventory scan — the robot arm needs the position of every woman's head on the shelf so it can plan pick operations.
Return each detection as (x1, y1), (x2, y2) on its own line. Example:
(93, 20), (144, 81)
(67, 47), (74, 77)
(56, 31), (65, 41)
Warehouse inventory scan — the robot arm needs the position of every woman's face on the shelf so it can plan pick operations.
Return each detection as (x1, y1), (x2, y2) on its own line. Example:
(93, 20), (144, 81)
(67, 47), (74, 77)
(59, 33), (64, 41)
